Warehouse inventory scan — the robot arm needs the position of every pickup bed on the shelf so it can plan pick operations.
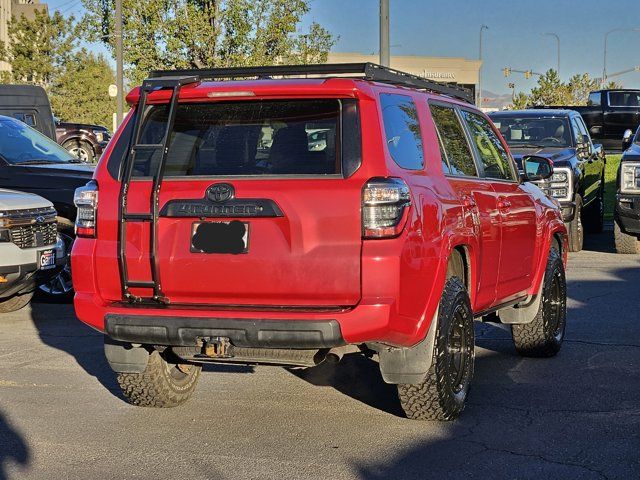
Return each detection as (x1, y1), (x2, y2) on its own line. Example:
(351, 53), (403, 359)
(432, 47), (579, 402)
(533, 89), (640, 151)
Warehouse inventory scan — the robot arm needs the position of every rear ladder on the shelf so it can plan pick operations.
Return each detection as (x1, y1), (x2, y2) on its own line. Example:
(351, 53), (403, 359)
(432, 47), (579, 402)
(117, 75), (199, 303)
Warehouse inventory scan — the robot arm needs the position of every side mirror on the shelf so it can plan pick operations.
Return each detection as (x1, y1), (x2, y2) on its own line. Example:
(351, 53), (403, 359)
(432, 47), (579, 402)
(622, 129), (634, 151)
(589, 125), (602, 136)
(522, 155), (553, 182)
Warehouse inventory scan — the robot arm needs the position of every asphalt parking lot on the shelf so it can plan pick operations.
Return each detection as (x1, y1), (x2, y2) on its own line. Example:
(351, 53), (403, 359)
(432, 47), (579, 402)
(0, 230), (639, 480)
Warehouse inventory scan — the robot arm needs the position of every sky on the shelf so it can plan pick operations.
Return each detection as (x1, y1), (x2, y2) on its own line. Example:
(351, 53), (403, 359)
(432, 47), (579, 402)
(47, 0), (640, 95)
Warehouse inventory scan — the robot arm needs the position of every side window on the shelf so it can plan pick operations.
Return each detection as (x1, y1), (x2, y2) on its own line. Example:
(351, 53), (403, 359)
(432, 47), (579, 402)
(571, 117), (588, 144)
(429, 103), (477, 177)
(460, 110), (516, 181)
(380, 93), (424, 170)
(575, 116), (590, 143)
(587, 92), (601, 107)
(434, 128), (452, 174)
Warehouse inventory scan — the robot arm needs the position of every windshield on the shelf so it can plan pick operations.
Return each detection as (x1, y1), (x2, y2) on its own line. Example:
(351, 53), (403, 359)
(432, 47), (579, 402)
(0, 117), (76, 164)
(490, 116), (573, 148)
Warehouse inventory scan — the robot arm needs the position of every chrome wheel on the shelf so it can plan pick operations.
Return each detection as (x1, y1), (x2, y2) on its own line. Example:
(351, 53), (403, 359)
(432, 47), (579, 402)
(38, 232), (74, 298)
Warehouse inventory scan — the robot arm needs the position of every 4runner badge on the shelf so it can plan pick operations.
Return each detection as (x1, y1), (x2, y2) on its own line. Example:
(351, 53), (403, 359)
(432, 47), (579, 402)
(206, 183), (234, 203)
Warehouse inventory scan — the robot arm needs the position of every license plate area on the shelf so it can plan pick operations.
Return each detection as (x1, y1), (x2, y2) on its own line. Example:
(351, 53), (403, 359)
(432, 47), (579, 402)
(38, 248), (56, 270)
(190, 220), (249, 254)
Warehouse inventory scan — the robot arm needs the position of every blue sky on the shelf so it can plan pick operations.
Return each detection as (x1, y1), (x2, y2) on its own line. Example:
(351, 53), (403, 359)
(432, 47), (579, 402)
(48, 0), (640, 95)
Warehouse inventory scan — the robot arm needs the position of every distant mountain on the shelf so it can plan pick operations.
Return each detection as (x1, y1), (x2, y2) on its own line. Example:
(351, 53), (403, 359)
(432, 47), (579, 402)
(479, 90), (513, 110)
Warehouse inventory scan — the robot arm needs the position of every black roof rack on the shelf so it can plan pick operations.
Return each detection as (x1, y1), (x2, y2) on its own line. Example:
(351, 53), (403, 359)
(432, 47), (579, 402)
(148, 62), (474, 104)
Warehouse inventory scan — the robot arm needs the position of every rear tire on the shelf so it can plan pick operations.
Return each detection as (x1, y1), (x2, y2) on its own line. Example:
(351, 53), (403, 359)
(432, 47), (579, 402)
(584, 180), (604, 234)
(63, 139), (94, 163)
(567, 195), (584, 252)
(0, 290), (34, 313)
(397, 277), (474, 421)
(614, 222), (640, 254)
(512, 248), (566, 357)
(117, 350), (201, 407)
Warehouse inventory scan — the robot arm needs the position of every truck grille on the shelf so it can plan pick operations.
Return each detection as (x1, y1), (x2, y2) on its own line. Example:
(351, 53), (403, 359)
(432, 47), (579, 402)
(0, 207), (58, 249)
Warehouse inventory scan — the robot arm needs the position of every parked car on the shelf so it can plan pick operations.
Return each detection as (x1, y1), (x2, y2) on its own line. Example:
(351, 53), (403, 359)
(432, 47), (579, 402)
(489, 109), (606, 252)
(614, 126), (640, 254)
(72, 63), (568, 420)
(56, 120), (111, 164)
(0, 85), (57, 140)
(0, 115), (94, 300)
(0, 189), (65, 312)
(534, 89), (640, 151)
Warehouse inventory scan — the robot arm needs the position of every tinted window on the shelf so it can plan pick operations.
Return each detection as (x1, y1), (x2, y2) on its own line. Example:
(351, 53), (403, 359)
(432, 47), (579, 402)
(490, 115), (572, 148)
(609, 91), (640, 107)
(461, 110), (515, 181)
(130, 99), (342, 177)
(380, 94), (424, 170)
(587, 92), (601, 106)
(429, 104), (477, 177)
(571, 116), (589, 144)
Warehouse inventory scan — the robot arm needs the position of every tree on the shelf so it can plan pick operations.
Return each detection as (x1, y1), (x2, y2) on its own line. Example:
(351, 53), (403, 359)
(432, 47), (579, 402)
(80, 0), (337, 84)
(50, 50), (116, 128)
(0, 9), (76, 88)
(510, 69), (623, 109)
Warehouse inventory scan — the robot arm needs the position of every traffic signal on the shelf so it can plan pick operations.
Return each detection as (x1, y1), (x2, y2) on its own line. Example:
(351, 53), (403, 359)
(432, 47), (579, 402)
(508, 83), (515, 89)
(524, 70), (532, 79)
(503, 67), (511, 77)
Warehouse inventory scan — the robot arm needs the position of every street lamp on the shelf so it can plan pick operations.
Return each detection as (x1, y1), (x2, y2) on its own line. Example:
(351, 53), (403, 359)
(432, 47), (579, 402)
(603, 27), (640, 87)
(478, 25), (488, 108)
(544, 33), (560, 77)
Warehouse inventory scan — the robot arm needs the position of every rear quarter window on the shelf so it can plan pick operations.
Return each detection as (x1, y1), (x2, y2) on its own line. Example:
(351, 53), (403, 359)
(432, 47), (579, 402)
(380, 93), (424, 170)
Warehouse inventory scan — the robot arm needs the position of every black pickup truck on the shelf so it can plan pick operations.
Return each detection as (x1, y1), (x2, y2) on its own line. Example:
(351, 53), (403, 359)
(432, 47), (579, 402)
(535, 89), (640, 151)
(615, 125), (640, 254)
(489, 109), (606, 252)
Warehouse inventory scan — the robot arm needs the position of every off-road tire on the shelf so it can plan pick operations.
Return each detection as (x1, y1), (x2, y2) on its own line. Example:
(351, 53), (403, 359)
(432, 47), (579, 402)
(568, 195), (584, 252)
(397, 277), (474, 421)
(614, 222), (640, 254)
(117, 350), (201, 408)
(584, 179), (604, 234)
(0, 290), (34, 313)
(512, 248), (566, 357)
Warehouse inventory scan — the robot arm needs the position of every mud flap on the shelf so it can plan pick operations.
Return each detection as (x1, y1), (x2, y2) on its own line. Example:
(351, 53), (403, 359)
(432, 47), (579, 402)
(104, 336), (150, 373)
(374, 308), (439, 385)
(497, 277), (544, 325)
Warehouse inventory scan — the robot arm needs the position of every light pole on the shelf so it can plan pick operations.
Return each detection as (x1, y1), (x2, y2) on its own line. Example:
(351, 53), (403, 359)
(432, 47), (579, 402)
(379, 0), (390, 67)
(544, 33), (560, 76)
(603, 27), (640, 86)
(478, 25), (488, 108)
(115, 0), (123, 127)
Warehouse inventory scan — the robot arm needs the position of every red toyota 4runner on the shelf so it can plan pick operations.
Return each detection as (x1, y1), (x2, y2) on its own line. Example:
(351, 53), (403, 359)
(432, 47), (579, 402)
(72, 64), (568, 420)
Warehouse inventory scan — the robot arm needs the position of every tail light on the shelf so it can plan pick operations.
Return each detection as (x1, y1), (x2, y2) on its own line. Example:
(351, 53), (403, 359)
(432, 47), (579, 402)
(74, 180), (98, 238)
(362, 178), (411, 238)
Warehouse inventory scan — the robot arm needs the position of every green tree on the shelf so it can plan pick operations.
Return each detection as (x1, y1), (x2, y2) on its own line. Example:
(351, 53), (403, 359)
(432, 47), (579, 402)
(80, 0), (336, 84)
(0, 9), (76, 88)
(527, 69), (570, 106)
(50, 50), (116, 128)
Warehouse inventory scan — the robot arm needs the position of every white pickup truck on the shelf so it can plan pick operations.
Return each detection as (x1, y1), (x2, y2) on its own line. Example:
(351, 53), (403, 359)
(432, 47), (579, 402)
(0, 189), (65, 312)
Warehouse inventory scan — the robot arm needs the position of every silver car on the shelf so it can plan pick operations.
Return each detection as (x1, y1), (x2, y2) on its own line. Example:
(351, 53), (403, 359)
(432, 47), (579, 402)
(0, 189), (65, 312)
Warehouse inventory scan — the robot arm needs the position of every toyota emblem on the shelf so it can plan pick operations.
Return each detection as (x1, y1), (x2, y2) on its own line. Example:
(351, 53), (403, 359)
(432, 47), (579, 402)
(206, 183), (234, 203)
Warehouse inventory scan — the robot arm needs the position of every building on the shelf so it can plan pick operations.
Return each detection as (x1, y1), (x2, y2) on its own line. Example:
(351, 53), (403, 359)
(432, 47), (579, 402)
(0, 0), (48, 74)
(327, 52), (481, 100)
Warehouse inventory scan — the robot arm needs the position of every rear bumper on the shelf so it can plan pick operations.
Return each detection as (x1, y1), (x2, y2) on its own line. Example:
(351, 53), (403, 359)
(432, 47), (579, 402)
(105, 314), (344, 349)
(615, 193), (640, 235)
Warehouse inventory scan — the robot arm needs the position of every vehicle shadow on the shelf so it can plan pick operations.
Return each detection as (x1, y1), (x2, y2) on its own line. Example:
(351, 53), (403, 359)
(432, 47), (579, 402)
(582, 226), (615, 253)
(28, 301), (123, 400)
(0, 409), (29, 480)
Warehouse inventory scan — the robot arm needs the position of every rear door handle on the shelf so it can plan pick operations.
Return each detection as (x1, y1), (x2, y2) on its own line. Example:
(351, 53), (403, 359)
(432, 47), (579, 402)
(462, 196), (477, 208)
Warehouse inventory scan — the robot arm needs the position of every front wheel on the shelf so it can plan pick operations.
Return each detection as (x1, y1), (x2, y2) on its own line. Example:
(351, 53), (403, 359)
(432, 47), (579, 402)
(37, 231), (74, 302)
(63, 139), (95, 164)
(0, 291), (34, 313)
(614, 222), (640, 254)
(512, 248), (567, 357)
(117, 350), (201, 408)
(397, 277), (475, 421)
(567, 195), (584, 252)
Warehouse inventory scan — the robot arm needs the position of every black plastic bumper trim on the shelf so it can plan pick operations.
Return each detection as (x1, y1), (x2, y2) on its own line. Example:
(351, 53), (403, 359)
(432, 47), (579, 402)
(615, 194), (640, 235)
(104, 314), (345, 349)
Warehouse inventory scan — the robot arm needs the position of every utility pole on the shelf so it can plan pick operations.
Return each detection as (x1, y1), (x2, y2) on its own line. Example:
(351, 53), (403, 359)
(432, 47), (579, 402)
(379, 0), (390, 67)
(115, 0), (124, 127)
(478, 25), (488, 108)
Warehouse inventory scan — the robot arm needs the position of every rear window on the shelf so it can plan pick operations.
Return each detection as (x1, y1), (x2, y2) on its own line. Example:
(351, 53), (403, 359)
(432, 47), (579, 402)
(109, 99), (362, 178)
